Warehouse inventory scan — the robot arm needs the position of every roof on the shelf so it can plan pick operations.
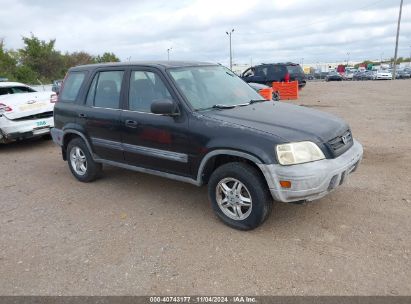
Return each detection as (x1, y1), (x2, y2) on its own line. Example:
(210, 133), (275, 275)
(260, 62), (300, 66)
(72, 60), (218, 71)
(0, 82), (29, 88)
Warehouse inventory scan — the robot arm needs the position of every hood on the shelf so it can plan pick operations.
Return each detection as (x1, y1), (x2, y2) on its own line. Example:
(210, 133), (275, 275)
(201, 101), (349, 143)
(0, 91), (55, 120)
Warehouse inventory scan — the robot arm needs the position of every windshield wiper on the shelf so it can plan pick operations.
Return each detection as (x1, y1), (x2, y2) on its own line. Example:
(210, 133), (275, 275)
(212, 104), (237, 109)
(248, 99), (267, 104)
(196, 103), (251, 111)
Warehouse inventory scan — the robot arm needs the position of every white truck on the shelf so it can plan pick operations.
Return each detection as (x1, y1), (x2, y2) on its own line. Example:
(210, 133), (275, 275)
(0, 82), (57, 143)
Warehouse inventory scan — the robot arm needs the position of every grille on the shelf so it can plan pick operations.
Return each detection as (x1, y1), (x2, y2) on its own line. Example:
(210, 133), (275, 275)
(327, 130), (353, 157)
(11, 111), (53, 121)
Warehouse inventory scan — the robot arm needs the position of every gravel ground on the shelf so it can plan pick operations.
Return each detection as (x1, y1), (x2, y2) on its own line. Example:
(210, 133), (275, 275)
(0, 80), (410, 295)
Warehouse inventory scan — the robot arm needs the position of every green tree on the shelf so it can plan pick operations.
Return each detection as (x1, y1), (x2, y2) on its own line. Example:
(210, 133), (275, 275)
(95, 52), (120, 63)
(18, 34), (64, 82)
(0, 39), (17, 79)
(13, 65), (38, 84)
(63, 51), (95, 67)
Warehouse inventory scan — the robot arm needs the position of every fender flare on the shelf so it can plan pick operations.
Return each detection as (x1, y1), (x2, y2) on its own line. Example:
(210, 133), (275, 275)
(196, 149), (263, 185)
(62, 129), (94, 157)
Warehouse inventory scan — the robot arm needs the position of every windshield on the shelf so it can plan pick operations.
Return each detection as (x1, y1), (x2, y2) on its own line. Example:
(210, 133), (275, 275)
(168, 65), (263, 110)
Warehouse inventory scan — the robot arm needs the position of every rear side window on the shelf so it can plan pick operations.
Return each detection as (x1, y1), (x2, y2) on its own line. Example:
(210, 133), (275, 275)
(60, 72), (86, 102)
(267, 65), (287, 79)
(287, 65), (303, 76)
(86, 71), (124, 109)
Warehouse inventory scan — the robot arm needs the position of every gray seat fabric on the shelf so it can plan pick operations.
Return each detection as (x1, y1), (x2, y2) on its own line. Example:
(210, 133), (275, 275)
(129, 79), (157, 112)
(95, 80), (119, 108)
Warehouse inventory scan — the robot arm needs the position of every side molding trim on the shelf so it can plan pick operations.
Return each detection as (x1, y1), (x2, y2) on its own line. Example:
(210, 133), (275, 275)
(95, 158), (199, 186)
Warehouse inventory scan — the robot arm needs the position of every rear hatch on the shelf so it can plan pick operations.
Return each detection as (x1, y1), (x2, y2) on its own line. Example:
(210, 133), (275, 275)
(287, 64), (306, 85)
(0, 91), (55, 120)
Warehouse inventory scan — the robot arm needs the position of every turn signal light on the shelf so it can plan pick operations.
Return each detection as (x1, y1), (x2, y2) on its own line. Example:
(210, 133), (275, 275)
(279, 180), (292, 188)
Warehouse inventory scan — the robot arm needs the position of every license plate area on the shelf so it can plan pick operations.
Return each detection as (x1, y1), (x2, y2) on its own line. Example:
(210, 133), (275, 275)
(33, 120), (50, 135)
(33, 127), (50, 135)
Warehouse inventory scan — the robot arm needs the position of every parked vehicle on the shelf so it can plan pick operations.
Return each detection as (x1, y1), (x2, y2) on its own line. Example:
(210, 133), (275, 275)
(365, 70), (376, 80)
(353, 71), (368, 81)
(52, 79), (63, 94)
(0, 82), (57, 143)
(51, 61), (363, 230)
(343, 71), (354, 80)
(395, 70), (411, 79)
(375, 70), (392, 80)
(241, 63), (307, 89)
(325, 72), (343, 82)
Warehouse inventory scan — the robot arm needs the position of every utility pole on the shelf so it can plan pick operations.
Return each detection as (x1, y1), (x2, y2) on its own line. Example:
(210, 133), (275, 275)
(167, 47), (172, 61)
(409, 45), (411, 66)
(346, 52), (350, 66)
(380, 52), (384, 65)
(392, 0), (403, 79)
(226, 29), (234, 70)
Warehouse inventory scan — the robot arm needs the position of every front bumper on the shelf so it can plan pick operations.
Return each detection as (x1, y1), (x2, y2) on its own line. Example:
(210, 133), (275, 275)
(376, 76), (391, 80)
(0, 115), (54, 143)
(259, 140), (363, 203)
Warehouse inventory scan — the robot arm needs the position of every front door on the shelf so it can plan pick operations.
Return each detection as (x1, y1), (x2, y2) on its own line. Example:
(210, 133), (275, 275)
(120, 68), (190, 176)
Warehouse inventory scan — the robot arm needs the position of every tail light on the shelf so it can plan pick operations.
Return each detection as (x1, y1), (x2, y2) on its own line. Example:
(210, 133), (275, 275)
(56, 73), (68, 102)
(50, 93), (58, 103)
(284, 72), (290, 82)
(0, 103), (12, 113)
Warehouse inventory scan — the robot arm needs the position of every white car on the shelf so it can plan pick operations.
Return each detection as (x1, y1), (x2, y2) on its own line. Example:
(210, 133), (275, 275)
(375, 71), (392, 80)
(0, 82), (57, 143)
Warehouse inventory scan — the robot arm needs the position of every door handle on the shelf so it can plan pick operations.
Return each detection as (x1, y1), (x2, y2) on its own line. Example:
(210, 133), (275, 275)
(78, 113), (87, 118)
(125, 120), (139, 128)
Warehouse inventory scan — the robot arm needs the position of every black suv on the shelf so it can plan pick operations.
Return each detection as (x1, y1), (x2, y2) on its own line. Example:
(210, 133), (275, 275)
(51, 61), (362, 230)
(241, 63), (307, 88)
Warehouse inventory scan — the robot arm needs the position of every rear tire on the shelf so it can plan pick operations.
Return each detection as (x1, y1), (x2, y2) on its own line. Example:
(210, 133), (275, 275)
(66, 137), (102, 182)
(208, 162), (272, 230)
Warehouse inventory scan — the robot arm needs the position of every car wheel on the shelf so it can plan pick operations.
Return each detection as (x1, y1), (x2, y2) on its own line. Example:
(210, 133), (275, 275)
(67, 137), (102, 182)
(208, 162), (272, 230)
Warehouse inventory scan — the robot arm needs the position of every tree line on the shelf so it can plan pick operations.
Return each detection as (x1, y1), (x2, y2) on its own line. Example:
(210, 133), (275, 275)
(0, 34), (120, 84)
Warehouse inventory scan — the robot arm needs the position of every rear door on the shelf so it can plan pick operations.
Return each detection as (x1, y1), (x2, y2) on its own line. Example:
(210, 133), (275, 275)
(77, 69), (126, 162)
(120, 68), (191, 176)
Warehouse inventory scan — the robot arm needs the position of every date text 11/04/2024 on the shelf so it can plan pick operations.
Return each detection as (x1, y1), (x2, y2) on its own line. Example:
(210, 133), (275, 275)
(149, 296), (257, 303)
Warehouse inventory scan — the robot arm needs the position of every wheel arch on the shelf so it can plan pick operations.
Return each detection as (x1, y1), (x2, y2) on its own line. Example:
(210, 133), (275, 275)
(197, 149), (266, 185)
(62, 129), (93, 161)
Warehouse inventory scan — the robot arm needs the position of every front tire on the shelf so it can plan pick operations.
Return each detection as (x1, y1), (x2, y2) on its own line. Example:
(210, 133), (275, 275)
(208, 162), (272, 230)
(66, 137), (102, 182)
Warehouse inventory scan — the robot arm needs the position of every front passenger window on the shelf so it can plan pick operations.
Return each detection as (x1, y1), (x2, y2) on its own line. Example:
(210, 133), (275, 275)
(128, 71), (172, 113)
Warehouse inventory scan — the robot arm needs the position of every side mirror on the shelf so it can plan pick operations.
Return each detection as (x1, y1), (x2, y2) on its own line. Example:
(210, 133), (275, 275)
(151, 99), (179, 116)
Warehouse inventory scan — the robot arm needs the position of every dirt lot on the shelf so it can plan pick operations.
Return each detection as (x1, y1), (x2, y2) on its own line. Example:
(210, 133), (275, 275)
(1, 80), (410, 296)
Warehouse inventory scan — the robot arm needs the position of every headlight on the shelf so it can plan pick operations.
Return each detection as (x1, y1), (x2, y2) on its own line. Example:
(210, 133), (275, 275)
(276, 141), (325, 165)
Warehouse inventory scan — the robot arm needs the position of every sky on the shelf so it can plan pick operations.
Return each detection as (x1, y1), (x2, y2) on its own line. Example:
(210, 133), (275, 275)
(0, 0), (410, 66)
